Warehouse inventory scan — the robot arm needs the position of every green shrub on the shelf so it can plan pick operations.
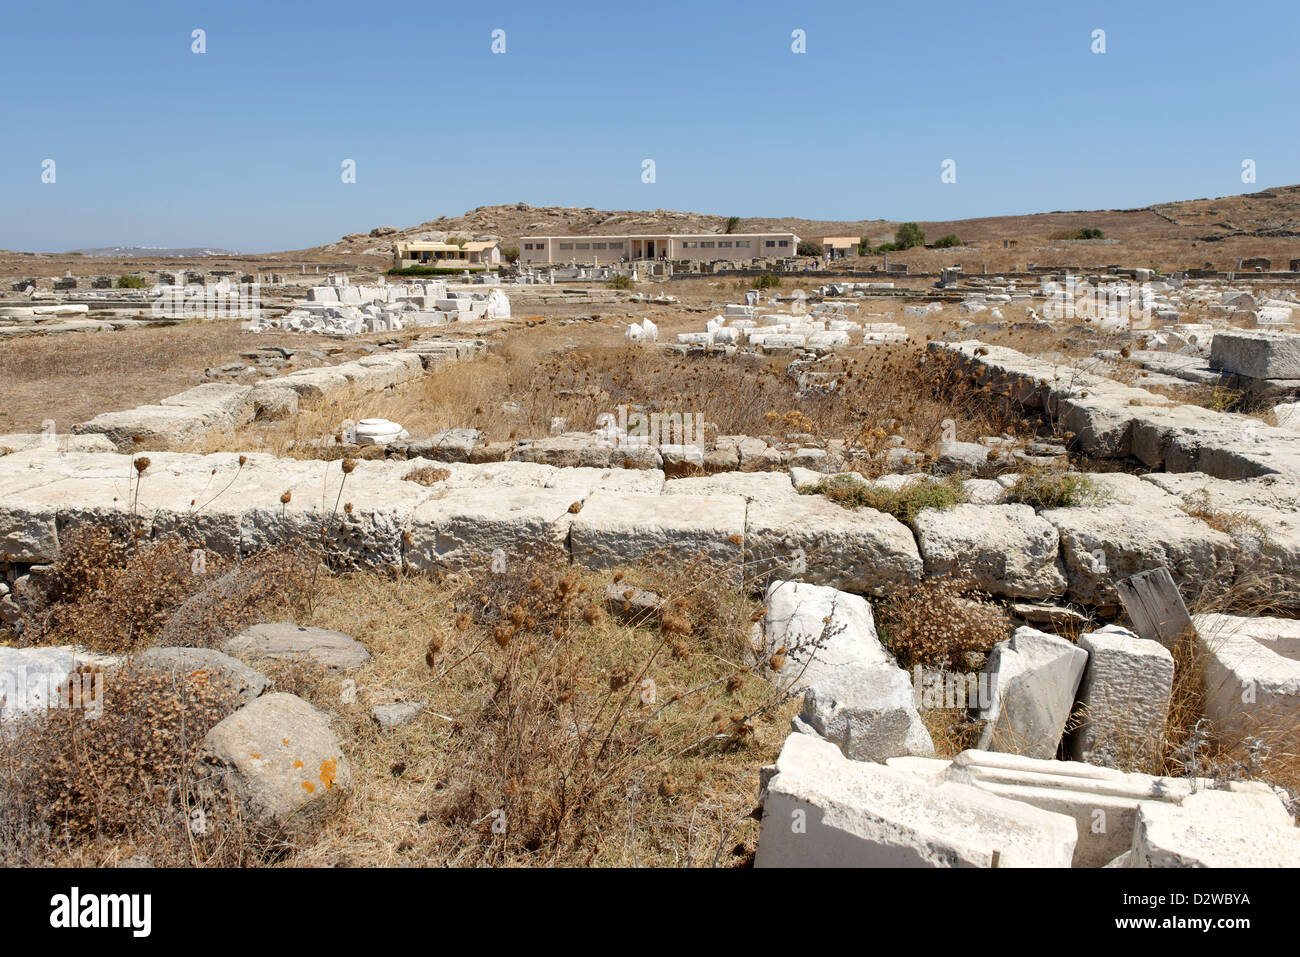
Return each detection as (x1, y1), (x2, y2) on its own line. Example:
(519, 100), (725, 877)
(797, 240), (824, 257)
(116, 275), (147, 289)
(932, 234), (962, 248)
(801, 474), (966, 523)
(750, 272), (782, 290)
(724, 216), (741, 235)
(610, 274), (634, 290)
(388, 265), (486, 276)
(500, 246), (519, 262)
(894, 223), (925, 249)
(1004, 472), (1108, 509)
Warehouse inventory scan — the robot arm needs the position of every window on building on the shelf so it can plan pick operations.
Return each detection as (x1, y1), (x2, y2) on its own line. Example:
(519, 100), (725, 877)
(559, 243), (574, 250)
(701, 241), (715, 248)
(719, 241), (732, 247)
(778, 240), (790, 247)
(765, 241), (776, 247)
(735, 241), (750, 248)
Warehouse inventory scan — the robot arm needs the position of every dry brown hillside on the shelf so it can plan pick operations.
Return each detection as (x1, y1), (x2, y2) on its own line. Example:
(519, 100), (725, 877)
(7, 186), (1300, 280)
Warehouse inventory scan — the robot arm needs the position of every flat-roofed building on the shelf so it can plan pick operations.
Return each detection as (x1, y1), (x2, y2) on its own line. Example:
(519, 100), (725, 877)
(822, 236), (861, 259)
(518, 232), (800, 265)
(393, 240), (501, 269)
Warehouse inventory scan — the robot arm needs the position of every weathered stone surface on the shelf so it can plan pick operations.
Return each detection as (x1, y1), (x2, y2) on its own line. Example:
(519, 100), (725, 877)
(800, 662), (934, 762)
(756, 733), (1077, 867)
(924, 749), (1290, 868)
(195, 692), (350, 835)
(134, 646), (270, 704)
(406, 486), (580, 570)
(933, 441), (991, 475)
(1041, 475), (1236, 605)
(977, 627), (1089, 758)
(756, 581), (892, 690)
(371, 700), (425, 729)
(1131, 798), (1300, 867)
(569, 491), (745, 575)
(913, 503), (1067, 599)
(1210, 329), (1300, 380)
(1194, 613), (1300, 739)
(0, 432), (117, 454)
(1069, 626), (1174, 769)
(224, 622), (371, 671)
(248, 384), (298, 421)
(746, 494), (922, 595)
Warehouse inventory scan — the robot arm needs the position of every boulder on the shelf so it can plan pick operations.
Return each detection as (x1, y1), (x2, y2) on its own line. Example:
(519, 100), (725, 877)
(194, 692), (350, 835)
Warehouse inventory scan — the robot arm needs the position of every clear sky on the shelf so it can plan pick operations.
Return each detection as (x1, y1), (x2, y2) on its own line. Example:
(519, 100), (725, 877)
(2, 0), (1297, 253)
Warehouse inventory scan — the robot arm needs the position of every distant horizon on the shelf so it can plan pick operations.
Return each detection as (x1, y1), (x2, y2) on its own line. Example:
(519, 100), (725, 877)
(4, 0), (1298, 253)
(13, 177), (1294, 258)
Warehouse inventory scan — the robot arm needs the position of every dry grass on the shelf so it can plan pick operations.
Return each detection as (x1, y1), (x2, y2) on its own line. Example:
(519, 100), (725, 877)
(17, 526), (315, 654)
(0, 321), (375, 434)
(2, 537), (800, 867)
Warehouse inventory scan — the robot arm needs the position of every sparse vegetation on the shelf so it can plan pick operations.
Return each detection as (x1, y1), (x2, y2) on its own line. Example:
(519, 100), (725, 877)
(894, 223), (925, 249)
(115, 274), (147, 288)
(1004, 471), (1108, 509)
(932, 234), (962, 248)
(802, 474), (966, 523)
(609, 273), (635, 290)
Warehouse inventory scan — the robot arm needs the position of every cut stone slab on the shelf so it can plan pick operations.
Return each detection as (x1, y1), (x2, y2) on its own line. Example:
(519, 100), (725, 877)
(406, 486), (581, 571)
(224, 622), (371, 672)
(568, 491), (745, 578)
(755, 733), (1077, 867)
(931, 748), (1289, 868)
(603, 582), (663, 622)
(1069, 626), (1174, 770)
(1043, 500), (1236, 606)
(1130, 799), (1300, 867)
(194, 692), (350, 836)
(912, 503), (1067, 599)
(1193, 613), (1300, 739)
(746, 493), (923, 595)
(1210, 329), (1300, 379)
(756, 580), (893, 691)
(799, 662), (934, 762)
(977, 627), (1089, 759)
(133, 646), (270, 705)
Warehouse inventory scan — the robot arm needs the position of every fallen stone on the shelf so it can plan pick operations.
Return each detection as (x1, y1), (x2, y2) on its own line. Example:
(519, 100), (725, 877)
(1069, 626), (1174, 769)
(194, 692), (350, 836)
(756, 733), (1077, 867)
(371, 700), (425, 729)
(133, 646), (270, 705)
(224, 622), (371, 672)
(977, 627), (1089, 758)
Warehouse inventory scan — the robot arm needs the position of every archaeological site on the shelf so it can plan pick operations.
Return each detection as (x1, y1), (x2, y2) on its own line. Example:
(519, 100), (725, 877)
(1, 3), (1296, 933)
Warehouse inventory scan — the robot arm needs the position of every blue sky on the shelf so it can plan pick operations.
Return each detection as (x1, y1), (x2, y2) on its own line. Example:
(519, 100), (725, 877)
(2, 0), (1297, 252)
